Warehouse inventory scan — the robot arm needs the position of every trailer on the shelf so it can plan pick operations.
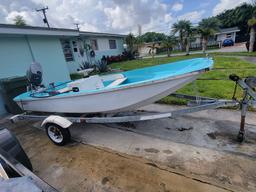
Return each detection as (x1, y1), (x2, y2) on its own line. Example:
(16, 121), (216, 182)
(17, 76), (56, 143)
(10, 74), (256, 146)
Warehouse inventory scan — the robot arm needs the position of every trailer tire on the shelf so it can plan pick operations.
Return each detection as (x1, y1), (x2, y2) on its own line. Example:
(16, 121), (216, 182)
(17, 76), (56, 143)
(45, 123), (71, 146)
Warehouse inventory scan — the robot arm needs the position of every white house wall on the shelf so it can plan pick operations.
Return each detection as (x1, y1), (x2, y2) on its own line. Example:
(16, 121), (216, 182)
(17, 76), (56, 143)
(66, 37), (124, 74)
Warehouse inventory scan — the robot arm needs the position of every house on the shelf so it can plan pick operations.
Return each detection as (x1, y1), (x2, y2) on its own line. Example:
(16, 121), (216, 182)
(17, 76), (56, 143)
(215, 27), (240, 43)
(61, 31), (126, 73)
(171, 26), (240, 52)
(191, 27), (240, 47)
(0, 24), (126, 115)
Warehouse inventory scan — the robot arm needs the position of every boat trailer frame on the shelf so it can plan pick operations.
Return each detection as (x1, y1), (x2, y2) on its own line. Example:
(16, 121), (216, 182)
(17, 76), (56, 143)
(10, 74), (256, 145)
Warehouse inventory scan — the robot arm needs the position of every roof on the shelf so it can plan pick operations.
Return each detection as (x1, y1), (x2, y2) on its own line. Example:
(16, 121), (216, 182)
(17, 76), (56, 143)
(79, 31), (126, 38)
(215, 27), (240, 35)
(0, 24), (126, 38)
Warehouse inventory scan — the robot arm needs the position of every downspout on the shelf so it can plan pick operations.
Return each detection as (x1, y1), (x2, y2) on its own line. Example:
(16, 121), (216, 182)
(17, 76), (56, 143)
(25, 35), (35, 62)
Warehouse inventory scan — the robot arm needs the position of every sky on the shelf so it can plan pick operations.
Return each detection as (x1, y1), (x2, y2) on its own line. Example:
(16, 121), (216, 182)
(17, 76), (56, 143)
(0, 0), (252, 34)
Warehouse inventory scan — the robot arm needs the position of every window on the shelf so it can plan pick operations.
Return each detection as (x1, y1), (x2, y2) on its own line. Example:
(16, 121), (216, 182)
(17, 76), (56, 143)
(109, 39), (117, 49)
(226, 33), (232, 38)
(72, 41), (78, 52)
(60, 40), (74, 62)
(90, 39), (98, 50)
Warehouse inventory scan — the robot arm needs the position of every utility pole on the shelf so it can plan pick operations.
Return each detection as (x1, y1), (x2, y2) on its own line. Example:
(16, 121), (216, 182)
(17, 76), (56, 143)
(74, 23), (80, 31)
(138, 24), (142, 36)
(36, 6), (50, 28)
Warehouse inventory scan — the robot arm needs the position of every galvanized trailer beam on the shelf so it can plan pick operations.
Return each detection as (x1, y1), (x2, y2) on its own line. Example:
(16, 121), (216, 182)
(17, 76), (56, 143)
(237, 79), (256, 100)
(10, 100), (238, 124)
(170, 93), (217, 101)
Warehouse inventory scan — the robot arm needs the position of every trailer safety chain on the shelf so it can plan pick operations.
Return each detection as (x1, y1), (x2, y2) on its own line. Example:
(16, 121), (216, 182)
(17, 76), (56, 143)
(231, 81), (238, 101)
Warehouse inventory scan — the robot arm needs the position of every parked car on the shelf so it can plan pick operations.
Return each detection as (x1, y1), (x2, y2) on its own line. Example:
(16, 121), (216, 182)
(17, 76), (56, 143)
(222, 39), (234, 47)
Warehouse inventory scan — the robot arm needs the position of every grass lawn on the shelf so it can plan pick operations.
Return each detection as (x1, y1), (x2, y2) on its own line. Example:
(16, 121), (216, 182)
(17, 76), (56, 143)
(111, 54), (256, 105)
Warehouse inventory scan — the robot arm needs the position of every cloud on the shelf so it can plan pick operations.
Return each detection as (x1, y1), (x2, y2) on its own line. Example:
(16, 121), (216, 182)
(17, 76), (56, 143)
(172, 2), (183, 12)
(103, 0), (173, 34)
(0, 5), (8, 23)
(213, 0), (251, 16)
(5, 10), (40, 25)
(0, 0), (177, 34)
(178, 10), (205, 23)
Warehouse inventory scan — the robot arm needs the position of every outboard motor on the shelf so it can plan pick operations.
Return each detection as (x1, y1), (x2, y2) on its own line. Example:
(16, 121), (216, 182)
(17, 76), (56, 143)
(26, 62), (43, 90)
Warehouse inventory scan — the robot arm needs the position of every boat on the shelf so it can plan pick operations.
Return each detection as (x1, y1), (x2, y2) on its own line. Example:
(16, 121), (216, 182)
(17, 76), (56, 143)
(14, 57), (213, 114)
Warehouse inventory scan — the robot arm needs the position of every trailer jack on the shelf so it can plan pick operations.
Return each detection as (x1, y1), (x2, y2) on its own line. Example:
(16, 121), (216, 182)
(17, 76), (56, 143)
(230, 74), (256, 142)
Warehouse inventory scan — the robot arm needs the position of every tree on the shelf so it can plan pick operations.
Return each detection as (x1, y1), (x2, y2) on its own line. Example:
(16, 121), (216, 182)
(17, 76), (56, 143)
(13, 15), (26, 26)
(125, 33), (137, 52)
(172, 20), (193, 55)
(215, 3), (255, 41)
(140, 32), (166, 43)
(248, 17), (256, 52)
(162, 35), (177, 57)
(197, 17), (220, 53)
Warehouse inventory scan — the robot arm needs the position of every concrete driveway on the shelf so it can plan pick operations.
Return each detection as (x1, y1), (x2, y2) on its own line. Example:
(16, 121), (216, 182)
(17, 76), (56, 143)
(1, 103), (256, 192)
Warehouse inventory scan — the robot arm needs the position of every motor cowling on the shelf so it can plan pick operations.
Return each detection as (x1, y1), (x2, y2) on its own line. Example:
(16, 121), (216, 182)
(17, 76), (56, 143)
(27, 62), (43, 87)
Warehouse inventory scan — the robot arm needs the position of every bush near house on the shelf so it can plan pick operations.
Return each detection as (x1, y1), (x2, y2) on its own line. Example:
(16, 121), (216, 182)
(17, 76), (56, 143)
(102, 50), (135, 64)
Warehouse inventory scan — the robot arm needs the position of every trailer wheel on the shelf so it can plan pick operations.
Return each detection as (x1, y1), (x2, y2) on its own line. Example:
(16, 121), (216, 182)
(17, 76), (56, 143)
(45, 123), (71, 146)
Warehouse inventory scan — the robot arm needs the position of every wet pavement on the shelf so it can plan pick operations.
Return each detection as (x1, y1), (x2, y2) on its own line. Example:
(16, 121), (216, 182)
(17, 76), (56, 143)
(1, 104), (256, 192)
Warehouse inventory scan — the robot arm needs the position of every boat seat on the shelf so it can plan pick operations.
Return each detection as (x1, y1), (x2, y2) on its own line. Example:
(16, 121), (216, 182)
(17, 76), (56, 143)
(67, 75), (104, 91)
(101, 73), (125, 81)
(107, 77), (127, 87)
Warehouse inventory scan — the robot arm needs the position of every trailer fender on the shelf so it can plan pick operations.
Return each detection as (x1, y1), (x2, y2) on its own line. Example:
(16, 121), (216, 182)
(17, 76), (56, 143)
(41, 115), (72, 129)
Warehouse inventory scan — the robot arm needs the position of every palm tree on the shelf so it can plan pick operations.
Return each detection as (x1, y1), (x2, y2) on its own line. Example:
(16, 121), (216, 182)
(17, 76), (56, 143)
(172, 20), (193, 55)
(248, 17), (256, 52)
(13, 15), (26, 26)
(162, 35), (177, 57)
(197, 17), (220, 54)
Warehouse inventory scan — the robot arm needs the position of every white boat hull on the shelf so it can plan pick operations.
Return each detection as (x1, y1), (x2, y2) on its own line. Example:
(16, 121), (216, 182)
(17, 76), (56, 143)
(16, 72), (199, 114)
